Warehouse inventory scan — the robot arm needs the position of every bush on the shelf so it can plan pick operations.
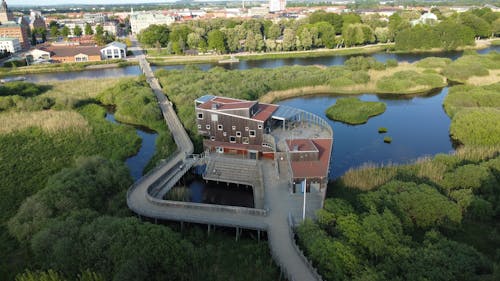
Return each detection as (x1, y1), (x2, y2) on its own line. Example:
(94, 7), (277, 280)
(376, 70), (445, 93)
(415, 57), (452, 69)
(325, 97), (386, 125)
(386, 59), (398, 68)
(449, 108), (500, 146)
(378, 127), (388, 133)
(345, 56), (385, 71)
(384, 136), (392, 143)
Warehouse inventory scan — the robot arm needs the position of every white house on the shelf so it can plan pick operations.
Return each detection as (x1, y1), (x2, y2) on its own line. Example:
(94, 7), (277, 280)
(100, 41), (127, 59)
(0, 37), (20, 53)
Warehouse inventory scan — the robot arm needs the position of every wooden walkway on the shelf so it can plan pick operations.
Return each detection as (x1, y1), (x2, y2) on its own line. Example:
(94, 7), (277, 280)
(126, 38), (322, 281)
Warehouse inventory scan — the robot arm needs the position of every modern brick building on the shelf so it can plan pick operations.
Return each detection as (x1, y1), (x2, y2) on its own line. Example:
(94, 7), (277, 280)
(195, 95), (333, 192)
(0, 0), (29, 49)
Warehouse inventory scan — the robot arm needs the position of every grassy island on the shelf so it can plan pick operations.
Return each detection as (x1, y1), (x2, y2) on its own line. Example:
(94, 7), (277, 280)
(325, 97), (386, 125)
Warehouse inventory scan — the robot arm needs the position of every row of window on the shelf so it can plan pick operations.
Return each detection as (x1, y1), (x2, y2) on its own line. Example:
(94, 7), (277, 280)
(210, 135), (250, 144)
(198, 124), (259, 135)
(197, 113), (263, 130)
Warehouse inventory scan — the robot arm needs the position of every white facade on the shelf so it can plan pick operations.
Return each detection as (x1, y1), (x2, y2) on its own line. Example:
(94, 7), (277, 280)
(28, 48), (50, 60)
(130, 12), (175, 34)
(0, 37), (20, 53)
(100, 41), (127, 59)
(269, 0), (286, 12)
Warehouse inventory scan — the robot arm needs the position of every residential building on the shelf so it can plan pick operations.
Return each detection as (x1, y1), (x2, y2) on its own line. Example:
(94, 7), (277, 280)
(0, 1), (29, 49)
(100, 41), (126, 59)
(27, 48), (50, 61)
(269, 0), (286, 12)
(0, 36), (19, 53)
(130, 11), (175, 34)
(28, 10), (46, 30)
(0, 22), (29, 49)
(410, 12), (438, 26)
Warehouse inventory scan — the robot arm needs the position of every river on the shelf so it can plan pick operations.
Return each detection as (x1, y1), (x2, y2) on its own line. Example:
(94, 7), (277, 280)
(13, 45), (500, 82)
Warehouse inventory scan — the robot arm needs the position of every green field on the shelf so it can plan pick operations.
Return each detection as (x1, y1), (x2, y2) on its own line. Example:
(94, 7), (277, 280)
(325, 97), (386, 125)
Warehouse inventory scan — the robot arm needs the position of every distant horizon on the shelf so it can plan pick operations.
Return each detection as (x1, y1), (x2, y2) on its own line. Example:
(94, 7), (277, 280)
(8, 0), (181, 6)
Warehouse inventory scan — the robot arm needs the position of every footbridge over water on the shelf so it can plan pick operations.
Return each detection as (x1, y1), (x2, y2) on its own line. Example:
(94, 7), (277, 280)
(127, 39), (323, 281)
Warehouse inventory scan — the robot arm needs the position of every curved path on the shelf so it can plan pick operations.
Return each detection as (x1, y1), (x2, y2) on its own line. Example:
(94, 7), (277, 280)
(126, 38), (322, 281)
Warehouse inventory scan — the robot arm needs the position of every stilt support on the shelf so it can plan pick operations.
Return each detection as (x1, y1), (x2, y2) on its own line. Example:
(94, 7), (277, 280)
(258, 230), (261, 242)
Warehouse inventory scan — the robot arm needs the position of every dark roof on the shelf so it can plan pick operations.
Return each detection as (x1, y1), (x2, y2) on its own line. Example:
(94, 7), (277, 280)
(44, 45), (101, 57)
(197, 95), (278, 122)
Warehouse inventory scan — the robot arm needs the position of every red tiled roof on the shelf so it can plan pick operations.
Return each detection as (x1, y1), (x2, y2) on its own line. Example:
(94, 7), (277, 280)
(290, 138), (332, 179)
(286, 139), (318, 152)
(253, 103), (279, 121)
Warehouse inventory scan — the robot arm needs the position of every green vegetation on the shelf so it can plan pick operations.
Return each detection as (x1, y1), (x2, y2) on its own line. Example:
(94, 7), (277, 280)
(491, 40), (500, 46)
(376, 70), (446, 93)
(415, 57), (452, 69)
(378, 127), (388, 133)
(0, 59), (133, 77)
(325, 97), (386, 125)
(298, 148), (500, 280)
(442, 52), (500, 83)
(443, 82), (500, 146)
(383, 136), (392, 143)
(0, 78), (279, 280)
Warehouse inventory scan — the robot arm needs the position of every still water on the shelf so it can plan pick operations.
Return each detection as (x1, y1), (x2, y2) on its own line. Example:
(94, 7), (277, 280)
(105, 111), (158, 181)
(278, 88), (454, 179)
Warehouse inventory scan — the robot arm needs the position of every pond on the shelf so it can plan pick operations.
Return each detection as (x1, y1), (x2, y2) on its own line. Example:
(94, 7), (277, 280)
(104, 110), (158, 181)
(167, 177), (254, 208)
(277, 88), (454, 179)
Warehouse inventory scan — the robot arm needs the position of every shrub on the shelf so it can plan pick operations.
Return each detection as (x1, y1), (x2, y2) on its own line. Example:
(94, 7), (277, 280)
(449, 108), (500, 146)
(378, 127), (388, 133)
(325, 97), (386, 125)
(385, 59), (398, 68)
(415, 57), (452, 69)
(384, 136), (392, 143)
(376, 71), (445, 93)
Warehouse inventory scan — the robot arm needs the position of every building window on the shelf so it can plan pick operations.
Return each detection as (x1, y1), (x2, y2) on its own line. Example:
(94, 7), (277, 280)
(236, 131), (241, 137)
(245, 127), (249, 131)
(206, 124), (210, 130)
(197, 113), (203, 119)
(242, 137), (249, 144)
(210, 136), (215, 141)
(229, 136), (236, 143)
(232, 126), (236, 130)
(197, 124), (202, 129)
(223, 132), (227, 137)
(211, 114), (218, 122)
(217, 124), (223, 131)
(258, 124), (263, 129)
(249, 130), (256, 137)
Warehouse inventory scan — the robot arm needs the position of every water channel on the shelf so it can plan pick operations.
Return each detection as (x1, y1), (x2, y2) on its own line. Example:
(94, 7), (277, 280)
(14, 45), (499, 180)
(104, 110), (157, 181)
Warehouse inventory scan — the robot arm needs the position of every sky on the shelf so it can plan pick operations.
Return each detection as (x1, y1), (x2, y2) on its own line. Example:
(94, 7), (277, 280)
(8, 0), (177, 6)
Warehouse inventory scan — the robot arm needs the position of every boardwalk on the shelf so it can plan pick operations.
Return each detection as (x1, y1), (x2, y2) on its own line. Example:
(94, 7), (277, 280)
(126, 38), (322, 281)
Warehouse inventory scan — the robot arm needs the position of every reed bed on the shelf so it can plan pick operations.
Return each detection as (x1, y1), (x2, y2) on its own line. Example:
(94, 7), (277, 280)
(0, 110), (89, 135)
(341, 162), (398, 190)
(41, 78), (123, 101)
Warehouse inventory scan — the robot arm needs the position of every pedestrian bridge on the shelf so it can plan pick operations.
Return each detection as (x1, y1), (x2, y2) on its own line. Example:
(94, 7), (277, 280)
(126, 44), (323, 281)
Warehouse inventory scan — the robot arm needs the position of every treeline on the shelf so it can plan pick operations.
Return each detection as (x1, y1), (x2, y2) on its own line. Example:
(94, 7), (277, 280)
(139, 7), (499, 54)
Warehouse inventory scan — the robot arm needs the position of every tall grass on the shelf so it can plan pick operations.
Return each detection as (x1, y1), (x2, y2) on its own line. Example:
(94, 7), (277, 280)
(0, 110), (89, 135)
(450, 108), (500, 146)
(341, 163), (398, 190)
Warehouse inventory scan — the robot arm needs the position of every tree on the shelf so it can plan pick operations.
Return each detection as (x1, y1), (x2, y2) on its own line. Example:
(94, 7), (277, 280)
(84, 23), (93, 35)
(459, 13), (491, 38)
(282, 28), (296, 51)
(299, 28), (313, 50)
(267, 23), (281, 39)
(186, 32), (201, 49)
(95, 24), (104, 37)
(61, 26), (70, 38)
(207, 30), (226, 54)
(137, 24), (169, 47)
(73, 25), (83, 37)
(50, 25), (59, 37)
(244, 30), (257, 51)
(342, 24), (375, 47)
(315, 22), (336, 48)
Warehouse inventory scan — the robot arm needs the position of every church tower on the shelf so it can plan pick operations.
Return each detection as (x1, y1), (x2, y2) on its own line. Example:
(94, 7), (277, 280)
(0, 0), (14, 24)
